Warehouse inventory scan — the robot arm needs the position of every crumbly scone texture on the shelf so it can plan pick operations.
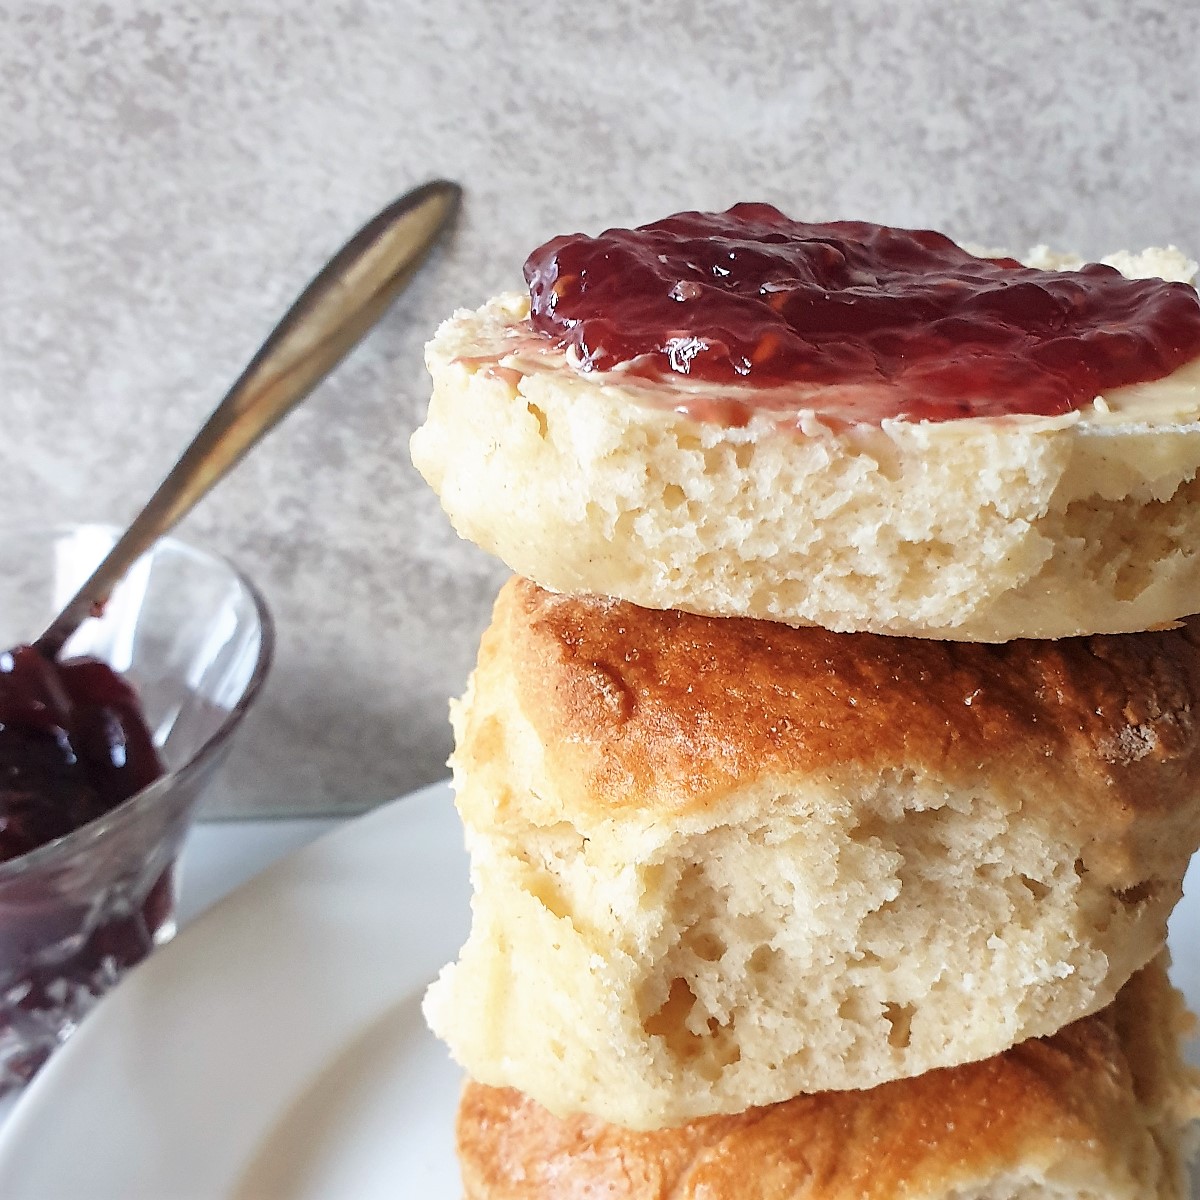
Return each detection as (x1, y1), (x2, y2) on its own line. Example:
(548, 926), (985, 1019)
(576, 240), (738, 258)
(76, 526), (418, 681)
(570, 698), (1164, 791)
(456, 957), (1200, 1200)
(410, 252), (1200, 642)
(422, 579), (1200, 1128)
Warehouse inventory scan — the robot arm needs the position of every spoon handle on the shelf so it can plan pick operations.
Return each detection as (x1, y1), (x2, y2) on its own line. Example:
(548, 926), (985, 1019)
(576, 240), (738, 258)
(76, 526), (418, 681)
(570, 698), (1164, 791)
(36, 179), (462, 660)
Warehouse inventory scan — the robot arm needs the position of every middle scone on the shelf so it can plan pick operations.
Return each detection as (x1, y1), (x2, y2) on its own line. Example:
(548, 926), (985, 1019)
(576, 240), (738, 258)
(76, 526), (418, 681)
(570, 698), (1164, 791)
(424, 577), (1200, 1131)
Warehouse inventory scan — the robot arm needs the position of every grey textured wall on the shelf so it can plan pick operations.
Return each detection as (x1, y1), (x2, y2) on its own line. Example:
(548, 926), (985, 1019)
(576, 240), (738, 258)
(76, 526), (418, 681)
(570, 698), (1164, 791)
(2, 1), (1198, 814)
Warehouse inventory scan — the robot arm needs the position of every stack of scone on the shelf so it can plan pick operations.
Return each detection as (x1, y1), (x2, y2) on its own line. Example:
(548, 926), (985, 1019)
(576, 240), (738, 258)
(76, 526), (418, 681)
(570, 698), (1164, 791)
(412, 208), (1200, 1198)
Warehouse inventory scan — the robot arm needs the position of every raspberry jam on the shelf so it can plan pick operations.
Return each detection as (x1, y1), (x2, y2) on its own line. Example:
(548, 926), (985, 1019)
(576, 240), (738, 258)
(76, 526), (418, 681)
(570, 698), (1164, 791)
(0, 645), (167, 1086)
(524, 205), (1200, 422)
(0, 646), (163, 863)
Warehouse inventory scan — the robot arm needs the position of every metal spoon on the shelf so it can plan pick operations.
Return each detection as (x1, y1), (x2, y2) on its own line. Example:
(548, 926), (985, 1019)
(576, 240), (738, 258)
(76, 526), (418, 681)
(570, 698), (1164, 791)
(35, 178), (462, 660)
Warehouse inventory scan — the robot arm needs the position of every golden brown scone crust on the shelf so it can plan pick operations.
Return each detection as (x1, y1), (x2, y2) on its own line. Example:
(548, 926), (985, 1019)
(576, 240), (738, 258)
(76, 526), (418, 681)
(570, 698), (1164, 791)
(456, 960), (1200, 1200)
(468, 577), (1200, 876)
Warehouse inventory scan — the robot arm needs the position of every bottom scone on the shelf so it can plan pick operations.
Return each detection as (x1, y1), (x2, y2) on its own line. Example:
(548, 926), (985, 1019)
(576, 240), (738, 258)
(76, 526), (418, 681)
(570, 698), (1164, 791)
(456, 957), (1200, 1200)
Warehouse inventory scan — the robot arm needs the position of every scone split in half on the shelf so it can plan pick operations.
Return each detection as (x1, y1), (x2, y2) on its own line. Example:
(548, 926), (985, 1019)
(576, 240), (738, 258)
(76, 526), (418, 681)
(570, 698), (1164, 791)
(411, 211), (1200, 642)
(456, 957), (1200, 1200)
(424, 578), (1200, 1129)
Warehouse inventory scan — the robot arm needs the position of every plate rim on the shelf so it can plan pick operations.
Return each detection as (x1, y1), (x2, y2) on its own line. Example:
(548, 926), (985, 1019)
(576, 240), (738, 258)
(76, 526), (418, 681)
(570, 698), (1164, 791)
(0, 778), (464, 1199)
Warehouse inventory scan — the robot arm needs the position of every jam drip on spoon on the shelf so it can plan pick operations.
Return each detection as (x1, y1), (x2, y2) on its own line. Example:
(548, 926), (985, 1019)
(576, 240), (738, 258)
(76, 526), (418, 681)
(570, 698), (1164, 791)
(524, 206), (1200, 422)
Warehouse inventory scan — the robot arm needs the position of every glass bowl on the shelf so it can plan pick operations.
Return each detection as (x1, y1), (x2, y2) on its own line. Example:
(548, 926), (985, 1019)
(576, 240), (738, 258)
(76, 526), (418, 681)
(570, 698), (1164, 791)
(0, 524), (273, 1091)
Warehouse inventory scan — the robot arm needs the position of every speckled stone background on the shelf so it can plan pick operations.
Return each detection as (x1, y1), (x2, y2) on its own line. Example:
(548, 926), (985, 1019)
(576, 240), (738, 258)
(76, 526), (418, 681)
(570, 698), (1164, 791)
(1, 1), (1198, 815)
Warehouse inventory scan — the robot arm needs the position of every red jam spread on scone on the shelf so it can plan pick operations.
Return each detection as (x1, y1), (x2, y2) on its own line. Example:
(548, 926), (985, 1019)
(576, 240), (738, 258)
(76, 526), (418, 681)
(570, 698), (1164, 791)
(524, 205), (1200, 422)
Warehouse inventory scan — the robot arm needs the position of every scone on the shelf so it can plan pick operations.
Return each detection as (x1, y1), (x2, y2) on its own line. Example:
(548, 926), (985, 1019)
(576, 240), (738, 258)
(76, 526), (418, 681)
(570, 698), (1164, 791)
(456, 957), (1200, 1200)
(410, 208), (1200, 642)
(423, 578), (1200, 1129)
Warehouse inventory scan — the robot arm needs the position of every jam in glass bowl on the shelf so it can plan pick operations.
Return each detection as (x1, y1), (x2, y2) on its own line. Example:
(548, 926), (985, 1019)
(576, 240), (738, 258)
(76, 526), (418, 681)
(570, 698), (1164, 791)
(0, 524), (273, 1091)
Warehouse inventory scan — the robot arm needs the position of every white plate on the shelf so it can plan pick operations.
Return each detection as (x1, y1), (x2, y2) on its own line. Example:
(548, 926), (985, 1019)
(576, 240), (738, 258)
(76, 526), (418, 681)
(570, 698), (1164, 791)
(0, 781), (469, 1200)
(0, 781), (1196, 1199)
